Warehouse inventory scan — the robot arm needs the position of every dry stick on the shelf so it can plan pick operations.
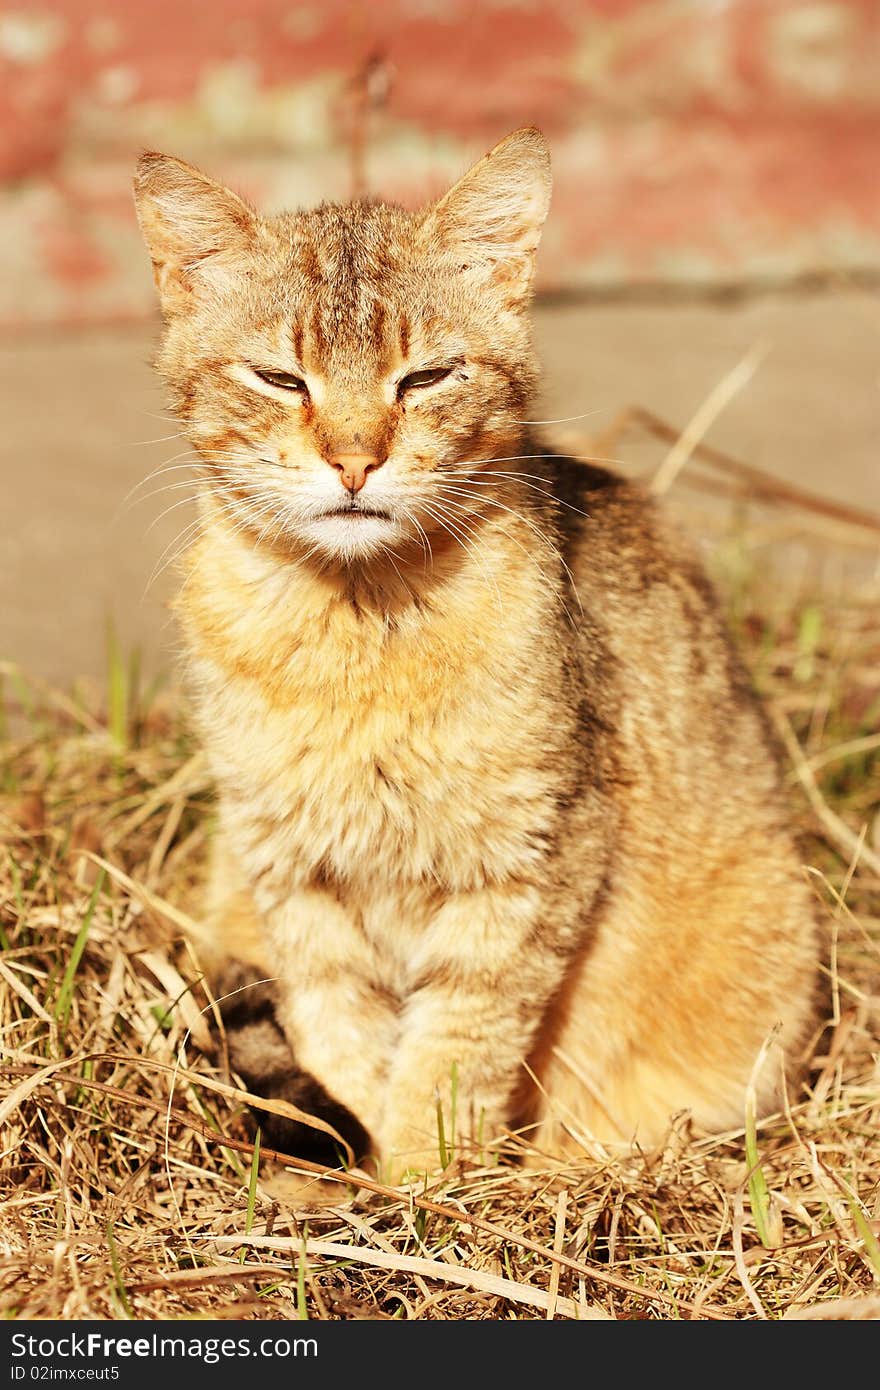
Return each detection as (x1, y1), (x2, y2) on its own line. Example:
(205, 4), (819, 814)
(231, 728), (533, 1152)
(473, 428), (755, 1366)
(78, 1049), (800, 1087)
(129, 1264), (293, 1293)
(731, 1187), (767, 1321)
(0, 960), (56, 1028)
(783, 1294), (880, 1321)
(211, 1234), (588, 1320)
(593, 405), (880, 535)
(0, 1060), (726, 1318)
(0, 1055), (89, 1128)
(807, 1140), (880, 1284)
(145, 794), (187, 888)
(87, 853), (203, 938)
(546, 1188), (569, 1320)
(152, 1054), (356, 1164)
(650, 342), (769, 496)
(659, 470), (880, 550)
(771, 710), (880, 879)
(0, 1046), (352, 1162)
(805, 732), (880, 774)
(104, 754), (209, 851)
(337, 1207), (433, 1305)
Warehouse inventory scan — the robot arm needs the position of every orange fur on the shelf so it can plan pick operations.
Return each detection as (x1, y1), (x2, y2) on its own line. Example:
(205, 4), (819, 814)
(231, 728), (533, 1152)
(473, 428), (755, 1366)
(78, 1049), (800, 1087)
(135, 130), (820, 1180)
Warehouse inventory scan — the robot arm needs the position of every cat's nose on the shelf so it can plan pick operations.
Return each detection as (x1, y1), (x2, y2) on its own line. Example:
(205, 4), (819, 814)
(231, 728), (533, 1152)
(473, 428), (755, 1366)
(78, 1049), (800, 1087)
(329, 452), (383, 494)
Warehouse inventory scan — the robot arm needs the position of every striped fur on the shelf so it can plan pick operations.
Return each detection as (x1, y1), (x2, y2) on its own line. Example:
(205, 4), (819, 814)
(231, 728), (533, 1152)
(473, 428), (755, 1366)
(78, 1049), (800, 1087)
(134, 130), (820, 1180)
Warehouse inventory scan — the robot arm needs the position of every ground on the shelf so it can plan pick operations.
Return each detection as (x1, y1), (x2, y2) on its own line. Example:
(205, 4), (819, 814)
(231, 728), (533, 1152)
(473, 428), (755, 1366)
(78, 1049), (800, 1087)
(0, 291), (878, 1319)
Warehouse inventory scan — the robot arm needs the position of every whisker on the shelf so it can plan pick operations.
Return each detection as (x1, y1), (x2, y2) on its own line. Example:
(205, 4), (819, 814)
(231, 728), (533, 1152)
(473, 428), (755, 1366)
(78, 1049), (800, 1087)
(514, 408), (609, 427)
(116, 453), (206, 514)
(397, 504), (433, 570)
(442, 470), (594, 521)
(121, 450), (286, 517)
(442, 449), (628, 471)
(440, 494), (578, 632)
(433, 485), (582, 626)
(382, 548), (420, 605)
(144, 515), (207, 596)
(128, 430), (190, 447)
(419, 501), (505, 619)
(144, 480), (274, 592)
(126, 467), (245, 512)
(254, 496), (297, 551)
(226, 493), (291, 546)
(144, 490), (208, 537)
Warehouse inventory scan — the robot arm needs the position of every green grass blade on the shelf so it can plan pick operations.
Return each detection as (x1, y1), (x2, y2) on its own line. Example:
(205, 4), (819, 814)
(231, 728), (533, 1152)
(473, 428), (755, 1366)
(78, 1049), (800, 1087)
(55, 869), (105, 1029)
(435, 1091), (449, 1169)
(296, 1229), (309, 1320)
(127, 645), (142, 746)
(8, 670), (35, 723)
(246, 1128), (261, 1233)
(794, 603), (822, 683)
(848, 1196), (880, 1278)
(238, 1127), (262, 1264)
(105, 1221), (135, 1319)
(745, 1093), (772, 1248)
(106, 619), (128, 750)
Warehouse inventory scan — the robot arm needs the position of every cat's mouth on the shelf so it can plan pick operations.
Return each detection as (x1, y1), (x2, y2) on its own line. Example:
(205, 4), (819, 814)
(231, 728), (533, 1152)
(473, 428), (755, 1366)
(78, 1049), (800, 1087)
(297, 502), (402, 558)
(319, 505), (392, 522)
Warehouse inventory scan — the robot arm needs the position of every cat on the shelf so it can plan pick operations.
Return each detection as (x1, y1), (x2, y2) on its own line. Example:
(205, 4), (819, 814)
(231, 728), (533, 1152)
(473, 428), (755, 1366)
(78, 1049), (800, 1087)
(134, 128), (821, 1180)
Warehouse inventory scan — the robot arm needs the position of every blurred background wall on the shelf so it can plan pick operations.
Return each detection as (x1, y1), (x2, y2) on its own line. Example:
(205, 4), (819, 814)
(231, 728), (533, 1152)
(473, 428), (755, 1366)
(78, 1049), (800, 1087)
(2, 0), (880, 326)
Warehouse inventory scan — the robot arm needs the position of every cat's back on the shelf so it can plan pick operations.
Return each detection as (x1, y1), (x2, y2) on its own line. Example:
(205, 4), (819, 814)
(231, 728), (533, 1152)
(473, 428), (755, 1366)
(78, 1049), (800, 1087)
(548, 450), (720, 622)
(544, 450), (788, 816)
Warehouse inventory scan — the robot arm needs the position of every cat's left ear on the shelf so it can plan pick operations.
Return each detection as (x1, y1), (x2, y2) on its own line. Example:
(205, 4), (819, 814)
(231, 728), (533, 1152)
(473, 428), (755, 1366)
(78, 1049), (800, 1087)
(421, 127), (551, 305)
(133, 152), (259, 317)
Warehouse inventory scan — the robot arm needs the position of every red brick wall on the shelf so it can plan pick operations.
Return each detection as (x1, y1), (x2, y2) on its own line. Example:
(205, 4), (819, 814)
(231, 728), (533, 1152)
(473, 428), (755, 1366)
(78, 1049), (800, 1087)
(2, 0), (879, 325)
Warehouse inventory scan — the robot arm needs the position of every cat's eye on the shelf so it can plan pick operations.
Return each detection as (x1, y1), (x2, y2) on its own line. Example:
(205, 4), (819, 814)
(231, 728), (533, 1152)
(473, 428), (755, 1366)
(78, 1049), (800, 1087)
(397, 365), (455, 397)
(253, 367), (308, 393)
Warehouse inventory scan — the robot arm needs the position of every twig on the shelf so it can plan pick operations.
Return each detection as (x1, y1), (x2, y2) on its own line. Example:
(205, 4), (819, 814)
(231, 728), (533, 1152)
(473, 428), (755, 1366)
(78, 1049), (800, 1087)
(212, 1234), (595, 1319)
(771, 710), (880, 878)
(732, 1187), (767, 1320)
(650, 342), (769, 495)
(128, 1264), (291, 1293)
(805, 733), (880, 775)
(546, 1187), (569, 1319)
(783, 1294), (880, 1320)
(595, 405), (880, 534)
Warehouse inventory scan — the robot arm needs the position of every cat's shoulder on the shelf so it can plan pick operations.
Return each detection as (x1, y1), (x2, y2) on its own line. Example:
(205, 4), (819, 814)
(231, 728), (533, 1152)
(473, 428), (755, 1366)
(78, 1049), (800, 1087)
(545, 450), (699, 584)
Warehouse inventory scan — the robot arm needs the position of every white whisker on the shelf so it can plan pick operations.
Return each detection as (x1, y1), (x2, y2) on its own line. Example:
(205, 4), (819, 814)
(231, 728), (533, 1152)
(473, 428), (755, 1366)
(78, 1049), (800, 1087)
(433, 484), (582, 626)
(419, 500), (505, 618)
(442, 470), (593, 520)
(144, 515), (206, 596)
(515, 408), (608, 427)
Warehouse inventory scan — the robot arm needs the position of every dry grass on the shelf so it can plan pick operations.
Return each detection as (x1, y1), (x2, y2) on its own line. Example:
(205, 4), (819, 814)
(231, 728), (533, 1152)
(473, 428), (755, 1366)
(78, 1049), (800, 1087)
(1, 484), (878, 1321)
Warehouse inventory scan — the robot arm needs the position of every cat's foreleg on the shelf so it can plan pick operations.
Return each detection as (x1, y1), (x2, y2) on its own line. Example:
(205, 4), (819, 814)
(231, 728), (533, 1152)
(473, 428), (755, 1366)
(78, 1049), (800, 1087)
(267, 887), (399, 1151)
(380, 882), (575, 1181)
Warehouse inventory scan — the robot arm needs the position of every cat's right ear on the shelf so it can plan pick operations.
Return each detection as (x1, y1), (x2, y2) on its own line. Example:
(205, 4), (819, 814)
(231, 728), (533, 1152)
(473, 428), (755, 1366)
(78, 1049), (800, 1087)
(133, 153), (258, 317)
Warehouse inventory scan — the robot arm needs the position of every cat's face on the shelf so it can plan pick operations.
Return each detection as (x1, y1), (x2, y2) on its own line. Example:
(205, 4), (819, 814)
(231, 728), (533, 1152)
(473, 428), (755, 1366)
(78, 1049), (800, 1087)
(135, 131), (551, 565)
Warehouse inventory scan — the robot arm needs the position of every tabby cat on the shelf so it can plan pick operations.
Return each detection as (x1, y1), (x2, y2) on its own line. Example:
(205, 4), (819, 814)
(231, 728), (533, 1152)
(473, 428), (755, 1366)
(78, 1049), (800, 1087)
(134, 129), (820, 1180)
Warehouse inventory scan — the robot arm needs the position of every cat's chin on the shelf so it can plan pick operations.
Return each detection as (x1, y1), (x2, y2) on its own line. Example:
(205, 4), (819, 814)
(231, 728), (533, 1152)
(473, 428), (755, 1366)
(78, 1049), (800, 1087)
(294, 510), (404, 561)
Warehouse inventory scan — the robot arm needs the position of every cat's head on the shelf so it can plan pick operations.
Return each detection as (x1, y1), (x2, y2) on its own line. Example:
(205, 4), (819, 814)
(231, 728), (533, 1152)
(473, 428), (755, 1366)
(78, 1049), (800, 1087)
(134, 129), (551, 564)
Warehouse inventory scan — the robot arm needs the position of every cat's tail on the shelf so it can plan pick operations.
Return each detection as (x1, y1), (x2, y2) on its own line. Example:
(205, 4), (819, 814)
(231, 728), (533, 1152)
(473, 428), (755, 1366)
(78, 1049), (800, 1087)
(210, 961), (371, 1167)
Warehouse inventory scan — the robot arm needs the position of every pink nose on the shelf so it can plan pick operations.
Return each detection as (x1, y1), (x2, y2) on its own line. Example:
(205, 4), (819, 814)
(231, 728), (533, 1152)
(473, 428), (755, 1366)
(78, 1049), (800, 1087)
(329, 452), (382, 494)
